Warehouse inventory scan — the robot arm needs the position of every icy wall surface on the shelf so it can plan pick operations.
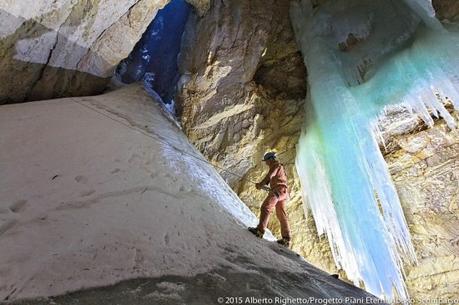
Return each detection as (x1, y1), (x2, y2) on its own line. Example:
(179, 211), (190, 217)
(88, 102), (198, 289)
(291, 0), (459, 301)
(116, 0), (191, 110)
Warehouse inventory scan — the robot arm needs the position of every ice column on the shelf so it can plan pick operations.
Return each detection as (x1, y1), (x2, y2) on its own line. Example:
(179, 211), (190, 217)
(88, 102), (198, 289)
(291, 0), (459, 301)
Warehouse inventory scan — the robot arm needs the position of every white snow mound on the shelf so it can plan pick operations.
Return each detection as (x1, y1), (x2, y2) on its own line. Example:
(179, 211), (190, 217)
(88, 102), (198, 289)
(0, 85), (379, 303)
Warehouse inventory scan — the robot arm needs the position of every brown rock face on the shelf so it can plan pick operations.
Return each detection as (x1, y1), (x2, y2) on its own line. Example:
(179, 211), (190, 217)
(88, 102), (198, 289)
(0, 0), (171, 104)
(177, 0), (335, 264)
(178, 0), (306, 187)
(185, 0), (210, 16)
(0, 0), (211, 104)
(381, 109), (459, 301)
(433, 0), (459, 22)
(178, 0), (459, 300)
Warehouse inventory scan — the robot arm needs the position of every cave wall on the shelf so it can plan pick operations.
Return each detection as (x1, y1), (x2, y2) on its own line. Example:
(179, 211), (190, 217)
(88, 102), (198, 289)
(0, 0), (457, 301)
(179, 0), (298, 203)
(379, 109), (459, 300)
(0, 0), (211, 104)
(433, 0), (459, 22)
(178, 0), (459, 300)
(0, 0), (170, 103)
(177, 0), (340, 274)
(185, 0), (210, 16)
(178, 0), (306, 186)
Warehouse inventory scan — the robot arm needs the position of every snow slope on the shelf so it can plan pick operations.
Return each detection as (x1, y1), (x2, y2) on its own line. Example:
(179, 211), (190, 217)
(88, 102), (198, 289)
(0, 85), (379, 304)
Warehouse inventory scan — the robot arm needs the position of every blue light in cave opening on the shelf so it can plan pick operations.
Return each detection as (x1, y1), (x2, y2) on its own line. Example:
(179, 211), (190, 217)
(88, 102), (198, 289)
(115, 0), (191, 112)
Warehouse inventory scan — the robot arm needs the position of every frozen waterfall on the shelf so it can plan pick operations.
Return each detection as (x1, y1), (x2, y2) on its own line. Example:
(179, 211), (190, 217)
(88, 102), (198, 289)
(291, 0), (459, 301)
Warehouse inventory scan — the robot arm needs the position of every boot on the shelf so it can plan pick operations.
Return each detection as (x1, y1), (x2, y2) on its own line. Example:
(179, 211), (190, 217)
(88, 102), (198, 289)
(277, 237), (291, 248)
(248, 227), (264, 238)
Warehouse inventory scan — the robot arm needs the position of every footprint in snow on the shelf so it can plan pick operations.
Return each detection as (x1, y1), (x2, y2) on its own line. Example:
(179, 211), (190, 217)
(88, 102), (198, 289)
(75, 175), (88, 184)
(9, 200), (27, 213)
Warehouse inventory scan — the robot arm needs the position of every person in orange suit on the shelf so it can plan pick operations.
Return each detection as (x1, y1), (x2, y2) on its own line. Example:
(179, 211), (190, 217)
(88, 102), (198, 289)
(249, 152), (291, 247)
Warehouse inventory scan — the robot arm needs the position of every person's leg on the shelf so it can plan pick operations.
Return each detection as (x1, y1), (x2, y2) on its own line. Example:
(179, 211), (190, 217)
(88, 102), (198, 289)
(257, 193), (278, 234)
(275, 199), (291, 240)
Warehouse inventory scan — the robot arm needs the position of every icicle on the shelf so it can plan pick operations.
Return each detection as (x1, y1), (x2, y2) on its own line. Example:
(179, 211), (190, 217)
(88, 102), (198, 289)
(291, 0), (459, 301)
(372, 122), (388, 154)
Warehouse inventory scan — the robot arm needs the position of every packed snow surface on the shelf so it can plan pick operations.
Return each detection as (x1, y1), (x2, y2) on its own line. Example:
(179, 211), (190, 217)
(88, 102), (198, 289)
(0, 86), (379, 303)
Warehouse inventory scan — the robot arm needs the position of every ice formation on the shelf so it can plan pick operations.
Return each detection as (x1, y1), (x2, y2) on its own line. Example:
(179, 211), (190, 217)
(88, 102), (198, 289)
(291, 0), (459, 301)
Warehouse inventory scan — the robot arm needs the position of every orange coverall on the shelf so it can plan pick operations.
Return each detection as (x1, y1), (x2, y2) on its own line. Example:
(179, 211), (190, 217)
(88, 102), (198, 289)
(257, 161), (291, 240)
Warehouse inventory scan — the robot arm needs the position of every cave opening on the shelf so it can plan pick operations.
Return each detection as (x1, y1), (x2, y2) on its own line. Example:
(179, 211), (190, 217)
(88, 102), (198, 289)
(115, 0), (191, 113)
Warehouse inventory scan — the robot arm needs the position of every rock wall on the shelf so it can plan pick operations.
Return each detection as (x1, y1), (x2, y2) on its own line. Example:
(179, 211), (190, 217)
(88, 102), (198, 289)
(433, 0), (459, 22)
(177, 0), (341, 276)
(1, 0), (456, 301)
(0, 0), (170, 103)
(379, 108), (459, 301)
(185, 0), (210, 16)
(178, 0), (459, 300)
(0, 0), (211, 104)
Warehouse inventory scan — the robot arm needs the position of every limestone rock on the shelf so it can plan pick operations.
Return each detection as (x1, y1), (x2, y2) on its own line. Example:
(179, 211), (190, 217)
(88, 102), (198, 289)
(185, 0), (210, 16)
(382, 110), (459, 301)
(178, 0), (343, 279)
(178, 0), (306, 184)
(178, 1), (459, 301)
(0, 0), (169, 103)
(433, 0), (459, 22)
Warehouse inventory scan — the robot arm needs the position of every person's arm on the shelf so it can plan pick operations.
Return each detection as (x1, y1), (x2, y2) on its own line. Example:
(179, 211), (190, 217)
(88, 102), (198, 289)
(256, 166), (277, 189)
